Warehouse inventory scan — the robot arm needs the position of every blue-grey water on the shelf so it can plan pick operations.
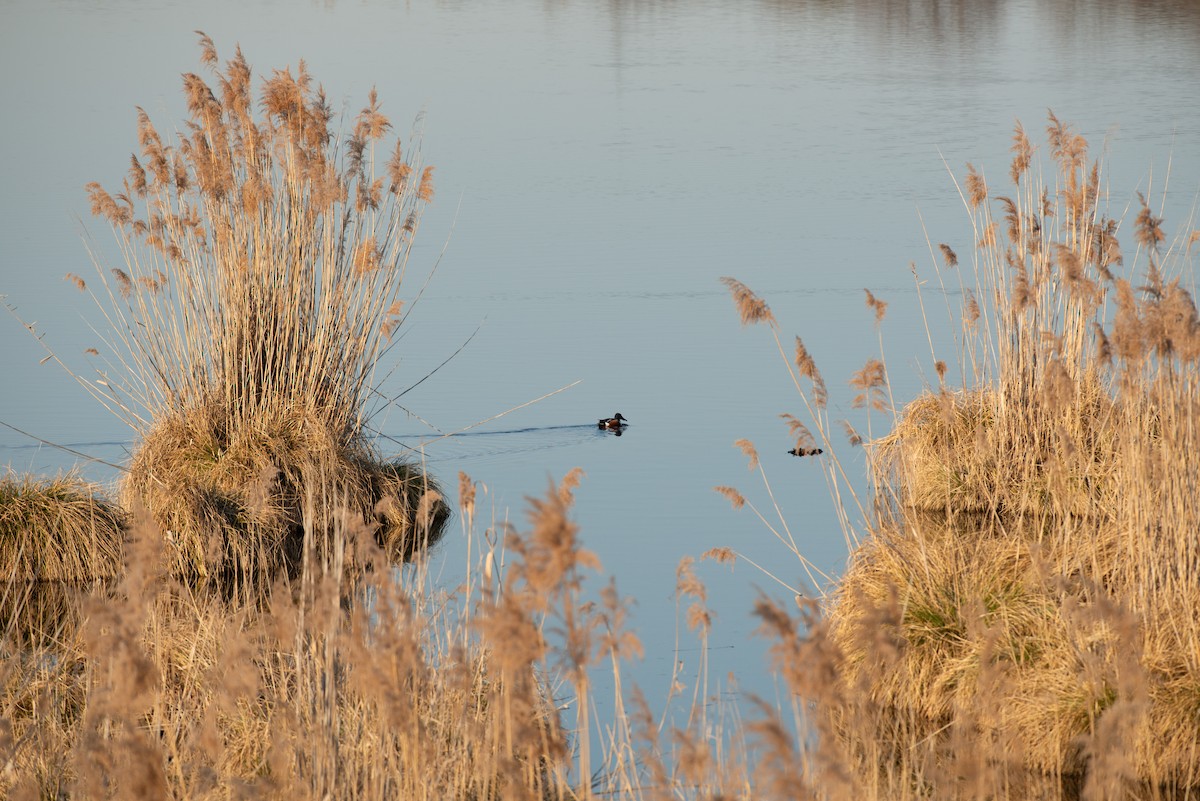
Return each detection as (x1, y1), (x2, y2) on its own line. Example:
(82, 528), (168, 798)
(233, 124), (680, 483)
(3, 0), (1199, 734)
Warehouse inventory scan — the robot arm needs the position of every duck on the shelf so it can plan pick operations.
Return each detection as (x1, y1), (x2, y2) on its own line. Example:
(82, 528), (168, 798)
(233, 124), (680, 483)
(788, 447), (823, 457)
(598, 413), (628, 430)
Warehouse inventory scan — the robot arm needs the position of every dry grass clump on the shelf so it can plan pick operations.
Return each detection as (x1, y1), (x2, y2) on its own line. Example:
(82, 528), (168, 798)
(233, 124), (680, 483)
(123, 396), (447, 585)
(0, 472), (124, 582)
(830, 514), (1141, 781)
(76, 34), (449, 588)
(873, 379), (1119, 519)
(2, 471), (742, 801)
(0, 471), (121, 650)
(827, 114), (1200, 792)
(1, 580), (83, 649)
(721, 113), (1200, 798)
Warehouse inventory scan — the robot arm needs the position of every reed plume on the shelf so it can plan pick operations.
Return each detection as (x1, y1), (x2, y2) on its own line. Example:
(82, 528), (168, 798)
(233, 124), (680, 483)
(720, 276), (775, 327)
(79, 34), (448, 589)
(85, 34), (431, 439)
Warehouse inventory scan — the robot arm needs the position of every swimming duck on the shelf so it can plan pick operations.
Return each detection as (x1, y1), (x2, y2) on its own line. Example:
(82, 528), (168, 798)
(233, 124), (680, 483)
(598, 413), (628, 430)
(788, 447), (823, 457)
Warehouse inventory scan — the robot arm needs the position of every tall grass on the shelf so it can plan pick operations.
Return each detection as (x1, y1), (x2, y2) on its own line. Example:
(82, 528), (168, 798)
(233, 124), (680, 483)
(75, 34), (448, 589)
(0, 472), (124, 652)
(721, 112), (1200, 797)
(3, 36), (754, 800)
(0, 467), (763, 800)
(0, 472), (123, 583)
(82, 32), (430, 435)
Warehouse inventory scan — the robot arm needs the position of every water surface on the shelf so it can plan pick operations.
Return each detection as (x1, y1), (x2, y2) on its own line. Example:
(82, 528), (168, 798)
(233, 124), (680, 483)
(3, 0), (1199, 713)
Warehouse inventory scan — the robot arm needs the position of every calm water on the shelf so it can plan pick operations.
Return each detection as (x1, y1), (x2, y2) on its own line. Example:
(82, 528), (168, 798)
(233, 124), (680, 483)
(3, 0), (1200, 717)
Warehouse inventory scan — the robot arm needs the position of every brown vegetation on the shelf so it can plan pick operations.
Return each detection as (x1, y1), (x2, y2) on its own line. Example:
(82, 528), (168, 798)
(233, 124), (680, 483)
(79, 34), (448, 591)
(0, 469), (760, 800)
(5, 36), (748, 801)
(0, 472), (123, 582)
(123, 395), (447, 586)
(721, 111), (1200, 797)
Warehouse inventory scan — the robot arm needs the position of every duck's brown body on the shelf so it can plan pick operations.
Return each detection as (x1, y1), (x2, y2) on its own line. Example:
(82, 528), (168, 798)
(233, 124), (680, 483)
(598, 413), (628, 430)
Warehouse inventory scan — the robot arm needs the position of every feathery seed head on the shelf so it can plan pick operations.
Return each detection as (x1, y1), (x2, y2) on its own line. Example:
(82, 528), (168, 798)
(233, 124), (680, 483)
(417, 165), (435, 202)
(720, 276), (776, 327)
(1135, 192), (1165, 252)
(793, 336), (828, 409)
(864, 288), (888, 324)
(1010, 121), (1032, 184)
(713, 485), (746, 510)
(938, 243), (958, 268)
(850, 358), (888, 411)
(734, 438), (760, 471)
(965, 163), (987, 209)
(195, 30), (218, 70)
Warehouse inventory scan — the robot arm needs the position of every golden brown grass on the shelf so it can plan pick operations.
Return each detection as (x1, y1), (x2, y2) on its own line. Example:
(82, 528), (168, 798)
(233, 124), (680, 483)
(0, 466), (769, 801)
(720, 111), (1200, 798)
(123, 396), (448, 586)
(4, 36), (775, 801)
(871, 379), (1120, 518)
(0, 472), (124, 652)
(17, 37), (1200, 799)
(74, 34), (449, 591)
(0, 471), (124, 582)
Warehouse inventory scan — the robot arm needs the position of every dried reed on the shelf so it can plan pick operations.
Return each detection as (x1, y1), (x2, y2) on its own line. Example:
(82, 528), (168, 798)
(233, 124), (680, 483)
(0, 471), (124, 583)
(80, 34), (448, 589)
(0, 466), (749, 800)
(721, 112), (1200, 797)
(852, 114), (1200, 792)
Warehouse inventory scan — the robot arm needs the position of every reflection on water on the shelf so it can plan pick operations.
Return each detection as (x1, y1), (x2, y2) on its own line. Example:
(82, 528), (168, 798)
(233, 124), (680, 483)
(601, 0), (1200, 56)
(760, 0), (1005, 47)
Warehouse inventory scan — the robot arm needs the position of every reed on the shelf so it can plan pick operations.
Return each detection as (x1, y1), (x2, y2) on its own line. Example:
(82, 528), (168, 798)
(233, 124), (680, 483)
(0, 465), (753, 800)
(0, 471), (124, 583)
(78, 34), (448, 589)
(721, 111), (1200, 797)
(16, 37), (1200, 797)
(120, 395), (447, 585)
(5, 36), (760, 801)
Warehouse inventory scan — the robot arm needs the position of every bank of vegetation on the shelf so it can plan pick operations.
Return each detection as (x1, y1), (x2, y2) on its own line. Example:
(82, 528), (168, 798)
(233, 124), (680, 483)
(721, 113), (1200, 798)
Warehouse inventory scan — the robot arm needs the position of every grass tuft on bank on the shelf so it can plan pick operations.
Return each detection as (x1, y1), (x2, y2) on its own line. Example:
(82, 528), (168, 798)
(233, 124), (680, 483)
(0, 471), (124, 582)
(723, 111), (1200, 796)
(124, 396), (448, 584)
(77, 33), (449, 590)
